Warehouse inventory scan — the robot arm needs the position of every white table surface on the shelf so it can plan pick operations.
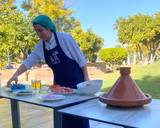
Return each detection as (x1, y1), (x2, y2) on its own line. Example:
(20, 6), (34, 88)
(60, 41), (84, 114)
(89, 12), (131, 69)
(0, 89), (97, 109)
(58, 99), (160, 128)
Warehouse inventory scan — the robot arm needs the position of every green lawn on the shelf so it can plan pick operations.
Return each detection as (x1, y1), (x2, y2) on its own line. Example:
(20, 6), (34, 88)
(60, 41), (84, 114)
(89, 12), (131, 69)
(101, 61), (160, 98)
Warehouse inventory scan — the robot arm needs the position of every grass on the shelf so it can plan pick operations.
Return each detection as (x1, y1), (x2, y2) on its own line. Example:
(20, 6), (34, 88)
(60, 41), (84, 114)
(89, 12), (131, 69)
(101, 61), (160, 98)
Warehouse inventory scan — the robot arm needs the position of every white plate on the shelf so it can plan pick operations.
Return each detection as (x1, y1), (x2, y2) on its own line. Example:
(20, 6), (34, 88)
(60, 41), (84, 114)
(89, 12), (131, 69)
(13, 90), (35, 96)
(37, 94), (65, 102)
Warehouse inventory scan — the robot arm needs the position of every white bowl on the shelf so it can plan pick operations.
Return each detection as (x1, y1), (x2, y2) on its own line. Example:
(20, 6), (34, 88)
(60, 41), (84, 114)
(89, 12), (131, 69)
(76, 80), (103, 95)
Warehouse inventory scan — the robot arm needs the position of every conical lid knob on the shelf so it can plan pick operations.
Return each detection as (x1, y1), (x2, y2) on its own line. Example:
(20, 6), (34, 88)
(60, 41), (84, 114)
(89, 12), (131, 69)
(99, 67), (151, 107)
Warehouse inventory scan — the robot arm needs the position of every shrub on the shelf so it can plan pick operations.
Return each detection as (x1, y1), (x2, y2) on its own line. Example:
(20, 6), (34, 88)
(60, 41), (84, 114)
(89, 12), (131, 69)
(98, 48), (128, 69)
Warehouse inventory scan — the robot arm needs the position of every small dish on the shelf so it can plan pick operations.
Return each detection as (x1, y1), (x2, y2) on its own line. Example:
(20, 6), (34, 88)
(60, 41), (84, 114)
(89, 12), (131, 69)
(13, 90), (35, 96)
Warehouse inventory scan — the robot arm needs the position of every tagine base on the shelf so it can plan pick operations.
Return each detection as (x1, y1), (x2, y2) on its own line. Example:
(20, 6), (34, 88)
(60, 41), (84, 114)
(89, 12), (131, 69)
(99, 94), (152, 107)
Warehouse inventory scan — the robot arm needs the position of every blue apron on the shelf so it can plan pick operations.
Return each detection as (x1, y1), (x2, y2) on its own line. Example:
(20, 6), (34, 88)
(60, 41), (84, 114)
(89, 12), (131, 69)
(43, 32), (84, 88)
(43, 32), (89, 128)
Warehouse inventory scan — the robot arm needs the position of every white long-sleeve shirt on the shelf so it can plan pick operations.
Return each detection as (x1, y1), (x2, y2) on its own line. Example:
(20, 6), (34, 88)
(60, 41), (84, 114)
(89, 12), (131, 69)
(23, 32), (86, 69)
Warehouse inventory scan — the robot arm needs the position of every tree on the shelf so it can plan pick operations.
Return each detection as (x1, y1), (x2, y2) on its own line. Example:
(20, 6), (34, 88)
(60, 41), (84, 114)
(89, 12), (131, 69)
(21, 0), (75, 32)
(15, 17), (39, 61)
(153, 12), (160, 61)
(0, 0), (39, 66)
(0, 0), (23, 65)
(116, 14), (159, 64)
(70, 26), (104, 62)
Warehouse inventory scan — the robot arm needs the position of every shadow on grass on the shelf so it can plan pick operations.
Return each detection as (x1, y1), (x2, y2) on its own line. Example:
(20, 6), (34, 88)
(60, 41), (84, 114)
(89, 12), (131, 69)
(102, 75), (160, 99)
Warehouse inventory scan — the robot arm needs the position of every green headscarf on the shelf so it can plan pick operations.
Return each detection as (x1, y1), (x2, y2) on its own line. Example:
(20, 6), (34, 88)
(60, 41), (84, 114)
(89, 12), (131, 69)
(32, 15), (57, 32)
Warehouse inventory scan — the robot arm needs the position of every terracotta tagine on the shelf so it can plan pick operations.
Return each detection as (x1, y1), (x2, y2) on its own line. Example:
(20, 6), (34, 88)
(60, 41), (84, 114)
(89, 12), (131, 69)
(99, 67), (152, 107)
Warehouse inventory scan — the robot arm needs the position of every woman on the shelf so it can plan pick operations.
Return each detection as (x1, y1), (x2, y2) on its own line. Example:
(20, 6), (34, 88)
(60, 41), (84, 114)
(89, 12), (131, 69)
(7, 15), (89, 128)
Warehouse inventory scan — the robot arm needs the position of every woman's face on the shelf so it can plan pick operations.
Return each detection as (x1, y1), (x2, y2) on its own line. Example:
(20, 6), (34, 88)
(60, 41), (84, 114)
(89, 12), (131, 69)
(33, 24), (51, 41)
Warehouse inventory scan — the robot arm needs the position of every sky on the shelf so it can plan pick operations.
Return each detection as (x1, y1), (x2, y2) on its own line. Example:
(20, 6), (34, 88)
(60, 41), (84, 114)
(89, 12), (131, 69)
(68, 0), (160, 48)
(16, 0), (160, 48)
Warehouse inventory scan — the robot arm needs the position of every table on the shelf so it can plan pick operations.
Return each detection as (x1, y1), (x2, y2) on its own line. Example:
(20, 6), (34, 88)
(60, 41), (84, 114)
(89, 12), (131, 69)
(58, 99), (160, 128)
(0, 89), (96, 128)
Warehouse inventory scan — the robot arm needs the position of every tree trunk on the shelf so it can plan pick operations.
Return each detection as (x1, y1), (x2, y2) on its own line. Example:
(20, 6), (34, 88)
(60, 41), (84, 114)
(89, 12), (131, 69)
(7, 50), (11, 66)
(144, 57), (148, 65)
(127, 55), (130, 65)
(133, 53), (137, 65)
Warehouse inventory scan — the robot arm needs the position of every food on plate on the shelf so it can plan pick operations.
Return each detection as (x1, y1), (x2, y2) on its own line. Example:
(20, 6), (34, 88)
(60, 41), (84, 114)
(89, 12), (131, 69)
(49, 84), (74, 93)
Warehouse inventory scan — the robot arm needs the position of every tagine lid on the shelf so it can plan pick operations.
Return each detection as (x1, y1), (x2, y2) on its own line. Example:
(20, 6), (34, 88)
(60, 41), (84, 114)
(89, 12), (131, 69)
(99, 67), (152, 107)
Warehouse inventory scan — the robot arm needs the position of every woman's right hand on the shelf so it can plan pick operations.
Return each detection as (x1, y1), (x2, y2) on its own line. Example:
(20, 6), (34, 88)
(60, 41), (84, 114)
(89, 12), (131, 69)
(6, 64), (28, 87)
(7, 75), (18, 87)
